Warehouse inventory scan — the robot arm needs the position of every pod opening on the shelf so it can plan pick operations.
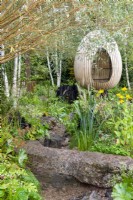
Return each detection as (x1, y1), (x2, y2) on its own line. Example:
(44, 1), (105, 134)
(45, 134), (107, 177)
(92, 48), (112, 83)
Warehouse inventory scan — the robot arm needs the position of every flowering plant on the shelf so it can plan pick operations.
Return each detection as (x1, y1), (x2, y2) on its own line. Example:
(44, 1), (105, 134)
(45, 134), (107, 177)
(116, 87), (132, 104)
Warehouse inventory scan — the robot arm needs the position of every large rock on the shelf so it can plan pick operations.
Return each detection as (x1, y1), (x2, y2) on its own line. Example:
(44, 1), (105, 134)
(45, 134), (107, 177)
(24, 141), (133, 188)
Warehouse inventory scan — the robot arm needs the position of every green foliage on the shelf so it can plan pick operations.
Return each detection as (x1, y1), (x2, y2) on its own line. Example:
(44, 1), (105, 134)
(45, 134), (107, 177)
(23, 85), (133, 157)
(112, 171), (133, 200)
(103, 88), (133, 152)
(113, 106), (132, 146)
(0, 161), (42, 200)
(16, 84), (133, 158)
(18, 149), (28, 167)
(18, 91), (50, 140)
(24, 123), (49, 141)
(0, 130), (14, 155)
(21, 53), (48, 82)
(19, 84), (56, 118)
(0, 129), (42, 200)
(112, 183), (133, 200)
(19, 93), (44, 118)
(34, 83), (56, 98)
(90, 141), (131, 156)
(0, 94), (13, 116)
(88, 87), (133, 156)
(71, 88), (98, 151)
(33, 85), (79, 145)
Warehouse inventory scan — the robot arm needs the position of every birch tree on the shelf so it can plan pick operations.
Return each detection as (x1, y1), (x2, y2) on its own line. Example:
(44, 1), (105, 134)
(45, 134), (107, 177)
(2, 67), (10, 98)
(1, 0), (133, 65)
(0, 0), (82, 64)
(17, 54), (22, 97)
(1, 45), (10, 97)
(2, 52), (22, 107)
(124, 44), (131, 90)
(46, 49), (55, 86)
(1, 0), (133, 94)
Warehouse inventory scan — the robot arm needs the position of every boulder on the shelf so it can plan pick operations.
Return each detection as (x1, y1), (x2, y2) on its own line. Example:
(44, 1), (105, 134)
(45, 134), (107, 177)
(24, 141), (133, 188)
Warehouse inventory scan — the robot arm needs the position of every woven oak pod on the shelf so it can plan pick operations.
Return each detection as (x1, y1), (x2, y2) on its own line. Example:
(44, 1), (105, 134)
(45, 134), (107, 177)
(74, 30), (122, 90)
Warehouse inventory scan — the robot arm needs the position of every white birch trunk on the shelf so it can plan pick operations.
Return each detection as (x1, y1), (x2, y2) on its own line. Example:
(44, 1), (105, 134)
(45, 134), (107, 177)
(124, 46), (131, 90)
(57, 38), (63, 87)
(55, 45), (60, 87)
(17, 54), (21, 97)
(2, 67), (10, 98)
(57, 58), (62, 87)
(56, 71), (61, 87)
(1, 45), (10, 98)
(46, 49), (55, 86)
(55, 44), (62, 87)
(12, 54), (18, 107)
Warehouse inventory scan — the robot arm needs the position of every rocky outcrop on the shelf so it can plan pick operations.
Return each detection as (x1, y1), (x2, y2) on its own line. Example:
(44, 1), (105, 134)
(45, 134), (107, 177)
(24, 141), (133, 188)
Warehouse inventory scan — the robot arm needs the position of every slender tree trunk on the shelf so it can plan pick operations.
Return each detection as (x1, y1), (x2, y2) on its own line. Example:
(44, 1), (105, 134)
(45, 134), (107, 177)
(55, 44), (62, 87)
(12, 54), (18, 107)
(57, 38), (63, 87)
(1, 45), (10, 98)
(55, 45), (60, 87)
(17, 54), (21, 97)
(57, 57), (62, 87)
(56, 71), (61, 87)
(46, 49), (55, 86)
(25, 53), (32, 92)
(2, 67), (10, 98)
(124, 46), (131, 90)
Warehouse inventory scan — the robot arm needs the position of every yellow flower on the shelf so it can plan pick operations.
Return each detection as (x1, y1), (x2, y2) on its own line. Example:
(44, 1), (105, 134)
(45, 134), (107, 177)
(121, 87), (127, 91)
(116, 94), (124, 99)
(119, 99), (124, 104)
(98, 89), (104, 94)
(126, 94), (132, 100)
(116, 93), (121, 97)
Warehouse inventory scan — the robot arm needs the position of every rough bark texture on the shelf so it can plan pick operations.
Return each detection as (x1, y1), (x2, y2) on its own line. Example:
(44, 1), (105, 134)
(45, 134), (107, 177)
(24, 141), (133, 189)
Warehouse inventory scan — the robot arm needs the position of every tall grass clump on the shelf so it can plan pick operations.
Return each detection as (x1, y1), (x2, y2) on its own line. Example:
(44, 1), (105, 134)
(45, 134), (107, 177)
(73, 87), (97, 151)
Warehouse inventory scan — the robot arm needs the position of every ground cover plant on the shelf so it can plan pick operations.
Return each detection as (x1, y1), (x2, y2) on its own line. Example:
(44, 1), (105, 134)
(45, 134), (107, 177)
(112, 170), (133, 200)
(0, 127), (42, 200)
